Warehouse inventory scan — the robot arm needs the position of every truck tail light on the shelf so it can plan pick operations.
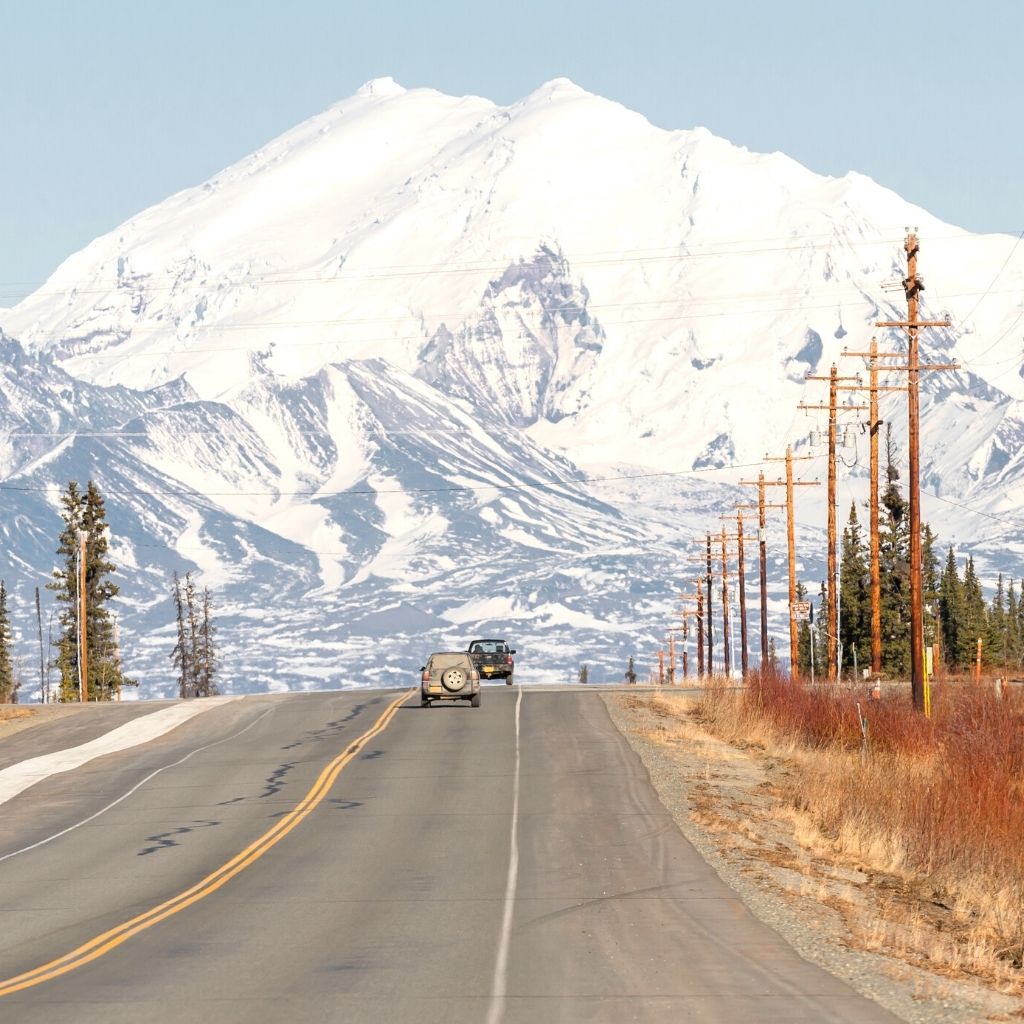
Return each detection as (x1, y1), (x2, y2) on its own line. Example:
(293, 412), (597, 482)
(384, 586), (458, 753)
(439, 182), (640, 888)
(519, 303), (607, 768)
(506, 655), (513, 665)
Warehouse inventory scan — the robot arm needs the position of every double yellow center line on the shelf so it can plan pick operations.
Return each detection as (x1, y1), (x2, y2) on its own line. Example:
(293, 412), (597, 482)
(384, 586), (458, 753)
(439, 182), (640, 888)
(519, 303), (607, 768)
(0, 689), (412, 998)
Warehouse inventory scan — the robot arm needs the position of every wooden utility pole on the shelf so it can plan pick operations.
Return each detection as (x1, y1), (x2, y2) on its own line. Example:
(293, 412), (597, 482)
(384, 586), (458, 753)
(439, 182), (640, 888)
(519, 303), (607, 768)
(863, 340), (885, 676)
(736, 513), (748, 678)
(687, 553), (724, 674)
(722, 510), (757, 679)
(784, 449), (800, 679)
(676, 610), (697, 681)
(696, 585), (705, 676)
(841, 339), (906, 674)
(705, 534), (714, 675)
(35, 587), (44, 704)
(719, 527), (731, 677)
(668, 633), (676, 684)
(756, 475), (768, 667)
(876, 232), (958, 711)
(801, 366), (866, 680)
(868, 343), (882, 674)
(754, 448), (818, 677)
(738, 477), (784, 670)
(78, 530), (89, 703)
(678, 596), (698, 681)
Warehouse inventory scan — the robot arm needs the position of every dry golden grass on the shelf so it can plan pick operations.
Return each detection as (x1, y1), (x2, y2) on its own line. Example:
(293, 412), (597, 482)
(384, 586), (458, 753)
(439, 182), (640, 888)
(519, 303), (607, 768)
(634, 678), (1024, 990)
(0, 706), (33, 723)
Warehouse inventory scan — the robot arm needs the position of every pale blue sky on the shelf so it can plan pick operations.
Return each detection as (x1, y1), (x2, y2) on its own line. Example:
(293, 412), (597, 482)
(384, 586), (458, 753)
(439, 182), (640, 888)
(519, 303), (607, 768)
(1, 0), (1019, 303)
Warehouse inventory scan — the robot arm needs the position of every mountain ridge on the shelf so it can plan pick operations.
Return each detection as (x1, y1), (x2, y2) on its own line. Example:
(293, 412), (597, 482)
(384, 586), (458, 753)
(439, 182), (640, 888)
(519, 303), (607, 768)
(1, 78), (1022, 696)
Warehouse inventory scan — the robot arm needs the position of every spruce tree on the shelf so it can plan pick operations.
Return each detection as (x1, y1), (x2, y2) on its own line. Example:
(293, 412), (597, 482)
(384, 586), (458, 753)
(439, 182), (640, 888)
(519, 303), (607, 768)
(921, 524), (941, 653)
(795, 580), (813, 675)
(987, 573), (1009, 672)
(814, 580), (829, 677)
(0, 581), (18, 703)
(960, 556), (987, 667)
(878, 425), (923, 676)
(1017, 579), (1024, 663)
(938, 547), (964, 671)
(171, 571), (191, 698)
(839, 502), (870, 675)
(196, 586), (217, 697)
(1007, 580), (1021, 669)
(48, 481), (83, 700)
(48, 480), (134, 700)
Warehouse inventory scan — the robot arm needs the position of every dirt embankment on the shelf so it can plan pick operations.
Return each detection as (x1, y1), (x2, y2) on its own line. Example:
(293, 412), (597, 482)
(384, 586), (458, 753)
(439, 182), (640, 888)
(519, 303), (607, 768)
(0, 706), (39, 736)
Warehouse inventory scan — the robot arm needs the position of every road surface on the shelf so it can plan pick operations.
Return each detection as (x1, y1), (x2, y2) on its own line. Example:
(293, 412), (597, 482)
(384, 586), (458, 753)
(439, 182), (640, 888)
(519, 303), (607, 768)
(0, 687), (899, 1023)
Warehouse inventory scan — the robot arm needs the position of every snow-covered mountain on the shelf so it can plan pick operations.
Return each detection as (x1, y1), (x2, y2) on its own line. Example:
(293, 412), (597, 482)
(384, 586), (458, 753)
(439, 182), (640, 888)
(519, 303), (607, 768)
(2, 78), (1022, 696)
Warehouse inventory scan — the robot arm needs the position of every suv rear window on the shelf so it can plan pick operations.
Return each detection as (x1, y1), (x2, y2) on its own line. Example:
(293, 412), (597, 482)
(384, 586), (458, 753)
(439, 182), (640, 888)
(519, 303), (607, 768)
(429, 653), (472, 670)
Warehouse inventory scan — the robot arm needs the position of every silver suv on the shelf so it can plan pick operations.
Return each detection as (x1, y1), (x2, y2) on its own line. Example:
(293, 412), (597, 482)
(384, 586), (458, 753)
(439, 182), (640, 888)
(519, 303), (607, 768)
(420, 652), (481, 707)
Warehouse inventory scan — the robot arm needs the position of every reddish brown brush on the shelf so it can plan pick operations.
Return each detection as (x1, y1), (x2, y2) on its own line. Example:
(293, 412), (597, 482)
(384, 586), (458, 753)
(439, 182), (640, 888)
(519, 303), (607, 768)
(697, 672), (1024, 975)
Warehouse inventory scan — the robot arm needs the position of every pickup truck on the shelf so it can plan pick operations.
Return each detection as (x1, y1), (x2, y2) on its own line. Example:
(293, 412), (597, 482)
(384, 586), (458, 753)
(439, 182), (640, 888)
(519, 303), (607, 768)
(467, 639), (516, 685)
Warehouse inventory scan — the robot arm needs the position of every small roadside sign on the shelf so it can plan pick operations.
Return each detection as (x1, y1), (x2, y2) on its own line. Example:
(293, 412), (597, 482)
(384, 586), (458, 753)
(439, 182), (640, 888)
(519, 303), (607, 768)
(790, 600), (811, 621)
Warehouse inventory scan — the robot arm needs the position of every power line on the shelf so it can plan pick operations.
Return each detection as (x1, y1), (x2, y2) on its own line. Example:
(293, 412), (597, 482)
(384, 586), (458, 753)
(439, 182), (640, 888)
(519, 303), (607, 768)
(23, 289), (1018, 366)
(4, 228), (1013, 301)
(0, 456), (785, 500)
(948, 228), (1024, 331)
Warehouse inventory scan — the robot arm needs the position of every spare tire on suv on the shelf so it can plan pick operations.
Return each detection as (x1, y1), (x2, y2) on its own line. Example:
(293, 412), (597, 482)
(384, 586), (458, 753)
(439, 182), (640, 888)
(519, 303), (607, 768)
(419, 652), (481, 707)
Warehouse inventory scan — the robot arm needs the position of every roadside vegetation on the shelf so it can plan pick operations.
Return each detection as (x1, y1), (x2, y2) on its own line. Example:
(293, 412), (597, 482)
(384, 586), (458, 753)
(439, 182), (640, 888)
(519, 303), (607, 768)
(660, 674), (1024, 986)
(0, 580), (17, 703)
(171, 571), (218, 699)
(48, 480), (135, 700)
(0, 478), (220, 703)
(792, 428), (1023, 680)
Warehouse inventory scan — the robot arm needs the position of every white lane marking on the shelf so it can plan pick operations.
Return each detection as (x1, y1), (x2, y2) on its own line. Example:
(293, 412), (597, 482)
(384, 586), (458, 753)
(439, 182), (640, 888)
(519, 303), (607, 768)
(0, 708), (272, 864)
(486, 680), (523, 1024)
(0, 697), (240, 808)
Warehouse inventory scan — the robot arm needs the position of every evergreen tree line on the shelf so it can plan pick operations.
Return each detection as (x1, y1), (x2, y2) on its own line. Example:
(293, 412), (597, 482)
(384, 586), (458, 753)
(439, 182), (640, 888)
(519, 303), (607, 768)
(47, 480), (135, 701)
(0, 479), (219, 701)
(797, 429), (1020, 677)
(171, 571), (218, 699)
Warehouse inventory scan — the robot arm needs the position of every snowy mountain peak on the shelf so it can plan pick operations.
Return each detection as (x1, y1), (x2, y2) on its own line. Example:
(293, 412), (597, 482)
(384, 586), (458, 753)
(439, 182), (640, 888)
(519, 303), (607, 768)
(356, 76), (406, 98)
(2, 77), (1024, 696)
(527, 77), (590, 99)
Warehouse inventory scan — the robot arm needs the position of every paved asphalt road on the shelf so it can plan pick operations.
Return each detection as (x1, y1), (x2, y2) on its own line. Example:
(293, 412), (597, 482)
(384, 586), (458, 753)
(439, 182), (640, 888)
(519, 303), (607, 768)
(0, 687), (900, 1023)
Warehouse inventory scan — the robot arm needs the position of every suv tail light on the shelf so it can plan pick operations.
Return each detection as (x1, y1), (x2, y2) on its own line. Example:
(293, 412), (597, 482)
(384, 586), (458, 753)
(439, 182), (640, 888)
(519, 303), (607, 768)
(506, 655), (514, 665)
(421, 670), (430, 683)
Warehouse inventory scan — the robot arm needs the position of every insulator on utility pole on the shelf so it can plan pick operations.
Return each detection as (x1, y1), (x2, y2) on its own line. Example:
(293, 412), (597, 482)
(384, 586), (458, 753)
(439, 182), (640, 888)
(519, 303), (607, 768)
(801, 367), (865, 681)
(876, 233), (959, 711)
(696, 585), (705, 677)
(705, 534), (714, 676)
(737, 477), (785, 672)
(750, 449), (818, 678)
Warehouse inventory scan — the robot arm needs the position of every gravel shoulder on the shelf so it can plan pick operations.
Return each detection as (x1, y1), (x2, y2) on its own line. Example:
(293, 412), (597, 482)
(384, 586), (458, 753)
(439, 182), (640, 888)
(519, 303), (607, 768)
(0, 701), (176, 771)
(603, 690), (1024, 1024)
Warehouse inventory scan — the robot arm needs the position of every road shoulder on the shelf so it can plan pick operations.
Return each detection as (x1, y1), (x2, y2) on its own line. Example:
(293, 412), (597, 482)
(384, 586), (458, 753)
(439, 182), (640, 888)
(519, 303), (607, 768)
(0, 698), (238, 805)
(602, 690), (1024, 1024)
